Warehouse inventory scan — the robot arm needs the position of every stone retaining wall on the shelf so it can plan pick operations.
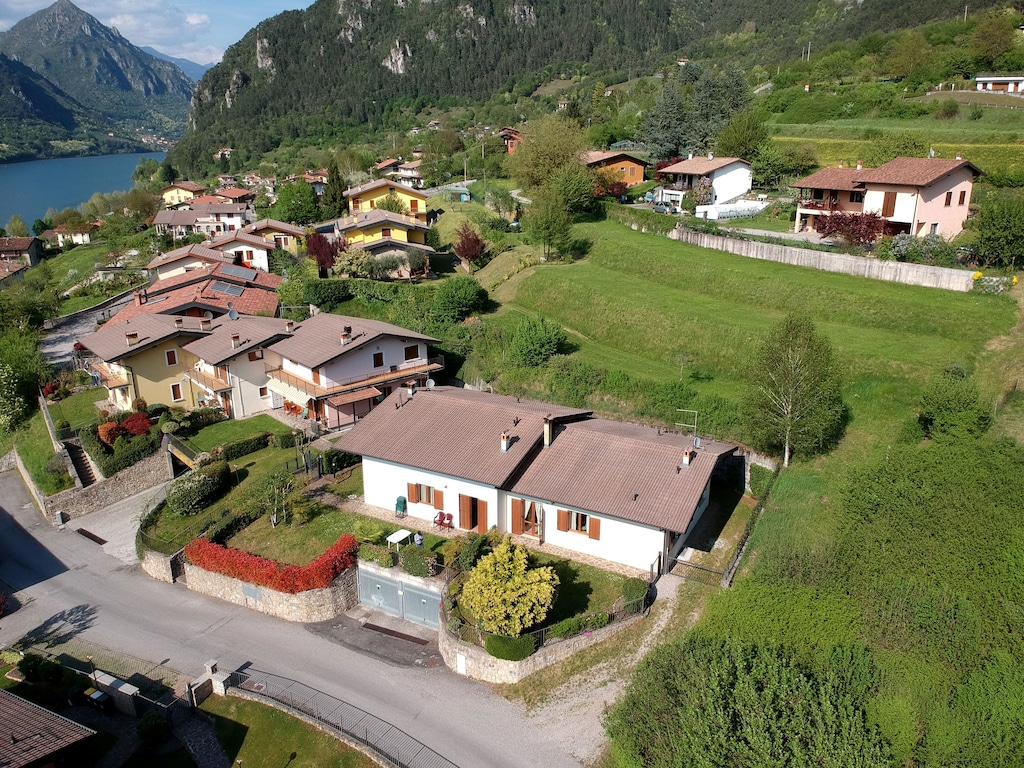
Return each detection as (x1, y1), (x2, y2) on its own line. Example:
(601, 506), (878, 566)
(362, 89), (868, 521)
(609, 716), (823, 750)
(140, 549), (176, 583)
(183, 563), (359, 622)
(668, 227), (975, 292)
(45, 452), (170, 523)
(438, 611), (643, 684)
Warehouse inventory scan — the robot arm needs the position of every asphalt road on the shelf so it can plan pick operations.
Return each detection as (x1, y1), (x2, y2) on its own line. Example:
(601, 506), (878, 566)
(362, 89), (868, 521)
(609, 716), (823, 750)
(0, 469), (584, 768)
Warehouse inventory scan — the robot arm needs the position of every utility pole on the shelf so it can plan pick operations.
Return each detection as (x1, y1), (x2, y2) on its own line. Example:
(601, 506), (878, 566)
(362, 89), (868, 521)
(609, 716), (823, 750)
(482, 142), (488, 210)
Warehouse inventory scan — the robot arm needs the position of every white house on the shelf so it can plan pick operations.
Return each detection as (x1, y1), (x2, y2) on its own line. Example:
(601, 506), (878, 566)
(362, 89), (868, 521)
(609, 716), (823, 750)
(263, 313), (443, 427)
(334, 387), (739, 575)
(656, 154), (752, 207)
(207, 231), (275, 272)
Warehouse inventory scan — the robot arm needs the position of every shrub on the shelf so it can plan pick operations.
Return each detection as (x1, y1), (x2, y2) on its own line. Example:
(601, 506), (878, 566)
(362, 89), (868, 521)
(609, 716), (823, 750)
(273, 430), (297, 449)
(321, 449), (359, 474)
(457, 533), (490, 570)
(440, 536), (466, 567)
(509, 316), (566, 367)
(45, 454), (68, 475)
(453, 221), (487, 265)
(185, 534), (359, 593)
(132, 397), (148, 413)
(147, 403), (170, 418)
(166, 466), (227, 516)
(749, 464), (775, 499)
(121, 411), (153, 437)
(220, 432), (271, 461)
(358, 543), (395, 567)
(400, 543), (437, 577)
(97, 420), (126, 446)
(485, 633), (536, 661)
(547, 612), (611, 639)
(17, 653), (45, 681)
(621, 577), (649, 604)
(137, 710), (170, 750)
(433, 275), (487, 323)
(353, 519), (385, 544)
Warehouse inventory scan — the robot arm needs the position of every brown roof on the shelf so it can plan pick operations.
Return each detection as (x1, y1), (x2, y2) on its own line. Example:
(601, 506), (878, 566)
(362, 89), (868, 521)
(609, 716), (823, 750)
(216, 187), (256, 200)
(79, 314), (211, 361)
(0, 260), (27, 279)
(361, 237), (436, 255)
(659, 156), (748, 175)
(145, 262), (281, 297)
(208, 231), (275, 251)
(182, 316), (295, 365)
(166, 180), (206, 193)
(376, 157), (401, 170)
(581, 150), (647, 167)
(109, 278), (280, 323)
(791, 166), (866, 192)
(243, 219), (306, 238)
(334, 387), (591, 487)
(266, 312), (437, 369)
(0, 236), (37, 253)
(328, 386), (382, 407)
(147, 244), (234, 270)
(399, 159), (423, 170)
(857, 157), (982, 187)
(335, 210), (430, 234)
(0, 689), (95, 768)
(186, 194), (231, 206)
(343, 178), (427, 200)
(512, 420), (735, 531)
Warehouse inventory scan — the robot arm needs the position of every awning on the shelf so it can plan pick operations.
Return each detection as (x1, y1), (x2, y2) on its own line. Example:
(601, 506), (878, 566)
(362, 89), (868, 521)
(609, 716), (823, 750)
(327, 386), (382, 408)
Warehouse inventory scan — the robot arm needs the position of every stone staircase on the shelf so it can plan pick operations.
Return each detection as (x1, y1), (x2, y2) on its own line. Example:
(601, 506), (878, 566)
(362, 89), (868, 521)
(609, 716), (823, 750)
(63, 439), (97, 487)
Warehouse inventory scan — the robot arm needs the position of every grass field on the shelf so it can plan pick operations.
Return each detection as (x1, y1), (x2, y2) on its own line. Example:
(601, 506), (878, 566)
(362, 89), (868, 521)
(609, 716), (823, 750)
(184, 414), (294, 452)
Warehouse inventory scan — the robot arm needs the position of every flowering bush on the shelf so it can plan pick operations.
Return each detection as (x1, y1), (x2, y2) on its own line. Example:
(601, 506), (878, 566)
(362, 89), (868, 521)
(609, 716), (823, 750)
(184, 534), (358, 593)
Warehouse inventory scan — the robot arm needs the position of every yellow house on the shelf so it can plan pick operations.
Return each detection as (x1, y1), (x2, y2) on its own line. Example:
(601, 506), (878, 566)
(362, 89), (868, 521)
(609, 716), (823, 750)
(334, 210), (432, 252)
(78, 315), (212, 412)
(160, 181), (207, 207)
(243, 218), (306, 256)
(344, 179), (428, 222)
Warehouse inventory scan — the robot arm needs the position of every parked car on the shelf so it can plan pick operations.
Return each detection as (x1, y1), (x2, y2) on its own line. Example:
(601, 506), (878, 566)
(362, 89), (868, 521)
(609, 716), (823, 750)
(652, 202), (678, 215)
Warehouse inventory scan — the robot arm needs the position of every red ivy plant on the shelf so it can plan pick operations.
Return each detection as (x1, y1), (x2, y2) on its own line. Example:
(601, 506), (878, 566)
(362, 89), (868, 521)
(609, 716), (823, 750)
(121, 412), (154, 437)
(184, 534), (359, 593)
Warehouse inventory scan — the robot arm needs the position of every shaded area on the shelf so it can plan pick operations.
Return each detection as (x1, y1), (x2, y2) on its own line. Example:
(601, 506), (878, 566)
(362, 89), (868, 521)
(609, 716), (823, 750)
(19, 604), (97, 650)
(0, 502), (69, 590)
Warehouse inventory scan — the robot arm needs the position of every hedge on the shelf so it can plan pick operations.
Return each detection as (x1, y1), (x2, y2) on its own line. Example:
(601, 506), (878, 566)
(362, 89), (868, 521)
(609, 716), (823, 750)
(400, 543), (437, 577)
(166, 462), (229, 516)
(621, 577), (649, 604)
(184, 534), (359, 593)
(219, 432), (272, 461)
(749, 464), (775, 499)
(547, 612), (611, 639)
(358, 543), (395, 568)
(272, 430), (298, 449)
(304, 279), (353, 309)
(485, 633), (536, 661)
(321, 449), (360, 474)
(80, 428), (160, 477)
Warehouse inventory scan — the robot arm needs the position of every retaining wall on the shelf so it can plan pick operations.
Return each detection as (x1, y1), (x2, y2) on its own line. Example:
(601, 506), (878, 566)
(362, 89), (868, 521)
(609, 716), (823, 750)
(183, 563), (359, 622)
(140, 549), (176, 583)
(45, 452), (170, 523)
(667, 227), (975, 292)
(438, 611), (643, 684)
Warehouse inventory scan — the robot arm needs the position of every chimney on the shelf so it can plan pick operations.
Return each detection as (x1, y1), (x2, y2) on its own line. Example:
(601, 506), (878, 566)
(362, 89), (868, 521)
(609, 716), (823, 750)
(407, 384), (415, 397)
(341, 325), (352, 345)
(285, 320), (295, 332)
(500, 431), (510, 452)
(687, 152), (694, 161)
(174, 317), (183, 328)
(707, 152), (714, 161)
(134, 291), (144, 306)
(680, 448), (696, 467)
(125, 331), (139, 346)
(200, 318), (212, 331)
(856, 159), (863, 171)
(838, 160), (844, 168)
(231, 333), (240, 349)
(956, 152), (963, 160)
(543, 415), (553, 447)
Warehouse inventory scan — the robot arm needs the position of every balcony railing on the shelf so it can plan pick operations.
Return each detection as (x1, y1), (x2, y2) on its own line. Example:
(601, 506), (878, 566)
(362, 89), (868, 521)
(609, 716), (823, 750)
(266, 356), (444, 399)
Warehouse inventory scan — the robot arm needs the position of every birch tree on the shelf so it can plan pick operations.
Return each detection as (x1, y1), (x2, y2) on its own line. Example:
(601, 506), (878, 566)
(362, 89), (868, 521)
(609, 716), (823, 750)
(743, 313), (844, 467)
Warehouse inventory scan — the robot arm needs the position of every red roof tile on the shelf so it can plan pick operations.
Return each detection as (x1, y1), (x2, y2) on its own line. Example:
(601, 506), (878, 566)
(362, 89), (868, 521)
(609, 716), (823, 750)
(791, 166), (866, 192)
(857, 157), (982, 187)
(659, 156), (748, 175)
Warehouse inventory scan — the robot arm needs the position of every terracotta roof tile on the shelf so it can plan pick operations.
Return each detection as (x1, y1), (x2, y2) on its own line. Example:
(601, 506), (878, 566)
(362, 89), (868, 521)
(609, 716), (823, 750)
(581, 150), (646, 167)
(147, 243), (234, 270)
(659, 156), (749, 175)
(0, 689), (95, 767)
(791, 166), (866, 192)
(343, 178), (427, 200)
(243, 219), (306, 238)
(857, 157), (982, 187)
(182, 316), (295, 365)
(79, 314), (211, 361)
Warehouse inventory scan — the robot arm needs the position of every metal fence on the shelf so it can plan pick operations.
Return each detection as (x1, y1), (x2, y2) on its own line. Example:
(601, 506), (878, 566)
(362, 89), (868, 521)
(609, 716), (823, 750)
(227, 668), (459, 768)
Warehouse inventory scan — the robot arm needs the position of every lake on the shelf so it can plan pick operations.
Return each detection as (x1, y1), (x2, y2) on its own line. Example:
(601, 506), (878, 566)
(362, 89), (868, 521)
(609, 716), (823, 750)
(0, 151), (165, 229)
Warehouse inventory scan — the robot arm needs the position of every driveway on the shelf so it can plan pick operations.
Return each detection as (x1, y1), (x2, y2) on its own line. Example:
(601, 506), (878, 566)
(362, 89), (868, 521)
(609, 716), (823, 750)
(40, 295), (132, 369)
(0, 468), (584, 768)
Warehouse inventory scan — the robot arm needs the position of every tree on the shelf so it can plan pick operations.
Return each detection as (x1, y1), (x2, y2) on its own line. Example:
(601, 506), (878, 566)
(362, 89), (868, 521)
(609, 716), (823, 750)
(375, 189), (408, 215)
(715, 110), (769, 161)
(321, 158), (347, 219)
(306, 232), (342, 277)
(640, 84), (686, 161)
(550, 162), (597, 215)
(453, 221), (487, 267)
(509, 315), (566, 367)
(273, 181), (319, 224)
(506, 114), (586, 190)
(5, 215), (28, 237)
(0, 363), (27, 434)
(971, 196), (1024, 270)
(919, 365), (991, 441)
(743, 313), (844, 467)
(971, 11), (1018, 68)
(459, 538), (558, 637)
(816, 211), (885, 246)
(432, 275), (486, 323)
(523, 187), (572, 259)
(31, 219), (49, 236)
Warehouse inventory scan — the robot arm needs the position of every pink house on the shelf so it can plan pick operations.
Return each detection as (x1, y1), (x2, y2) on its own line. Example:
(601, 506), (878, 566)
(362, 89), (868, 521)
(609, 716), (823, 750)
(793, 155), (982, 239)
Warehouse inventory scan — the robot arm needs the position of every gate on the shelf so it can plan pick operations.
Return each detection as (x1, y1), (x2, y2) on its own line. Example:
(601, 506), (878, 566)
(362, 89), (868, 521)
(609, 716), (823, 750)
(358, 569), (401, 617)
(402, 584), (440, 629)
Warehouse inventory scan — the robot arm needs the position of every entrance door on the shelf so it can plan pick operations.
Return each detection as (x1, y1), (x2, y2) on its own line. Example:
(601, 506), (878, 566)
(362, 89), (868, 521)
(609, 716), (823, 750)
(459, 495), (488, 533)
(511, 499), (541, 537)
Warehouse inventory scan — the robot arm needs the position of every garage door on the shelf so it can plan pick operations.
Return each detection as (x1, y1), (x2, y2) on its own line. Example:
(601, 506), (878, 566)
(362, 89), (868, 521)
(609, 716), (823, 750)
(357, 568), (441, 629)
(358, 569), (401, 617)
(403, 584), (441, 629)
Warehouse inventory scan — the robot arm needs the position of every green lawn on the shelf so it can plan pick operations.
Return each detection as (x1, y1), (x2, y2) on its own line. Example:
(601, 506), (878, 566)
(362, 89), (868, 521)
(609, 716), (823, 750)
(185, 414), (294, 452)
(202, 696), (377, 768)
(45, 386), (106, 429)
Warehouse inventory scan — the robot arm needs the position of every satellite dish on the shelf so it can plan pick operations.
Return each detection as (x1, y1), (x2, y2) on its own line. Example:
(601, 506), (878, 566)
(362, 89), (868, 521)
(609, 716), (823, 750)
(203, 310), (214, 320)
(425, 379), (435, 389)
(227, 301), (235, 310)
(228, 309), (240, 321)
(693, 436), (702, 449)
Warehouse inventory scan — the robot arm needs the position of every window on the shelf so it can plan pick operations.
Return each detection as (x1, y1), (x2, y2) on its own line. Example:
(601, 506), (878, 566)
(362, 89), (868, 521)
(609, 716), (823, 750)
(959, 190), (967, 206)
(369, 199), (375, 208)
(511, 499), (541, 536)
(170, 383), (183, 401)
(259, 386), (269, 397)
(274, 236), (289, 249)
(409, 200), (418, 213)
(373, 352), (384, 367)
(407, 482), (443, 510)
(165, 349), (178, 366)
(404, 344), (418, 361)
(628, 166), (636, 177)
(930, 223), (939, 234)
(849, 191), (864, 203)
(556, 508), (601, 540)
(944, 191), (953, 207)
(572, 512), (589, 533)
(381, 228), (392, 238)
(312, 369), (321, 385)
(248, 349), (264, 361)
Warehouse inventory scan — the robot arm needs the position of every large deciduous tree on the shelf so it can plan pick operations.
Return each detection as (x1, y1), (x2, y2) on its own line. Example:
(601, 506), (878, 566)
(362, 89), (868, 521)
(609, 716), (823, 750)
(273, 181), (319, 225)
(505, 114), (586, 190)
(305, 233), (342, 277)
(523, 187), (572, 259)
(459, 538), (558, 637)
(971, 196), (1024, 270)
(743, 313), (844, 467)
(453, 221), (487, 267)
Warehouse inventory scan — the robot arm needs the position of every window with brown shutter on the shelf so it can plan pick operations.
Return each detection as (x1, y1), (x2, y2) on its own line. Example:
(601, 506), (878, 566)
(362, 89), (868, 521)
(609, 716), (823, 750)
(511, 499), (524, 534)
(433, 490), (444, 511)
(373, 352), (384, 367)
(460, 494), (473, 530)
(407, 482), (419, 503)
(557, 509), (569, 532)
(959, 190), (966, 205)
(248, 350), (264, 361)
(944, 191), (953, 207)
(477, 500), (488, 533)
(588, 517), (601, 540)
(882, 191), (896, 217)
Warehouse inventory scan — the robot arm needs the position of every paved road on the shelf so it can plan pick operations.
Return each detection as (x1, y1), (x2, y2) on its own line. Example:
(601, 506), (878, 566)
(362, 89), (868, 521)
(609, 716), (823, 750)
(0, 469), (583, 768)
(40, 295), (132, 369)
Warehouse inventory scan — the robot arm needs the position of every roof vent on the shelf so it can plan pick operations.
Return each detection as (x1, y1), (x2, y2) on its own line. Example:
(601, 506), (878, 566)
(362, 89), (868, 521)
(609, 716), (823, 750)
(500, 431), (510, 453)
(174, 317), (184, 328)
(231, 333), (241, 349)
(285, 320), (295, 332)
(856, 159), (863, 171)
(200, 318), (212, 331)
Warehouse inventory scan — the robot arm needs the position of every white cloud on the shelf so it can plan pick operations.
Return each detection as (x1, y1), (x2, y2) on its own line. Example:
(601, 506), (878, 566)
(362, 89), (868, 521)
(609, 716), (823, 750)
(185, 13), (208, 25)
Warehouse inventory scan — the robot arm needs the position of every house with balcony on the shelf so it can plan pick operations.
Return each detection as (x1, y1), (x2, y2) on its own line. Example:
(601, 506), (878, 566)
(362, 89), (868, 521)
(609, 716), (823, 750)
(160, 181), (207, 207)
(396, 159), (426, 189)
(498, 126), (523, 154)
(263, 313), (443, 428)
(344, 179), (428, 222)
(656, 154), (752, 207)
(153, 203), (255, 240)
(208, 232), (275, 272)
(242, 219), (305, 255)
(793, 155), (982, 238)
(328, 209), (435, 271)
(581, 150), (648, 188)
(334, 387), (739, 575)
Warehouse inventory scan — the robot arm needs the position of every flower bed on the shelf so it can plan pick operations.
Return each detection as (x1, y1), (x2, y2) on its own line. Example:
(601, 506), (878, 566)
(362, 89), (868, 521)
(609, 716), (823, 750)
(184, 534), (358, 593)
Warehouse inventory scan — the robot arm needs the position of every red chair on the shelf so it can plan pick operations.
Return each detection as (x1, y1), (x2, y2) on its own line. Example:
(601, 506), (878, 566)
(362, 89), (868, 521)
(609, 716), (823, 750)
(443, 513), (453, 529)
(432, 511), (445, 529)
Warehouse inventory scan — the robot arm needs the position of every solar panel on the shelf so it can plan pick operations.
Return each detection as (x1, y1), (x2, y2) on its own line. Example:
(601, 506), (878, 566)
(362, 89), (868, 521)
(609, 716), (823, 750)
(211, 281), (245, 296)
(220, 264), (258, 280)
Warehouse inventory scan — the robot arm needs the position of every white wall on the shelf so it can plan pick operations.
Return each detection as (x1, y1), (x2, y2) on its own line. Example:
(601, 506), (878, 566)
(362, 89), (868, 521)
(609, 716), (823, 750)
(322, 339), (425, 386)
(362, 458), (499, 528)
(711, 164), (752, 205)
(229, 351), (277, 417)
(863, 186), (917, 224)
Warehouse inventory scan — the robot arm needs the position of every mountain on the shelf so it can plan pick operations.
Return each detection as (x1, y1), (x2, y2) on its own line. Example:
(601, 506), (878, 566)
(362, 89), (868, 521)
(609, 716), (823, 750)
(0, 0), (193, 144)
(0, 52), (146, 162)
(171, 0), (1003, 175)
(141, 47), (213, 83)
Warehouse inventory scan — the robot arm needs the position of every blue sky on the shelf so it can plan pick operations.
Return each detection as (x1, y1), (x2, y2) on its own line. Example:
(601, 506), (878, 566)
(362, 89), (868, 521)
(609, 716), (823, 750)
(0, 0), (310, 64)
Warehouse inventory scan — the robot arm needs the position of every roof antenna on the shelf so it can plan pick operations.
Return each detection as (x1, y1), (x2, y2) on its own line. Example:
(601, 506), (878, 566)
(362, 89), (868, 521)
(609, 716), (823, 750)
(676, 408), (701, 449)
